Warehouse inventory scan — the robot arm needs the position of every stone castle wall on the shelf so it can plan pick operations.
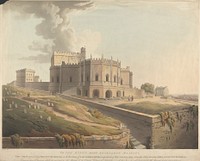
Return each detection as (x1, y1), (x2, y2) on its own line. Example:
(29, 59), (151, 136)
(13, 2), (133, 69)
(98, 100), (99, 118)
(79, 95), (198, 149)
(151, 108), (198, 149)
(51, 48), (86, 66)
(3, 131), (129, 149)
(25, 82), (49, 91)
(49, 55), (133, 98)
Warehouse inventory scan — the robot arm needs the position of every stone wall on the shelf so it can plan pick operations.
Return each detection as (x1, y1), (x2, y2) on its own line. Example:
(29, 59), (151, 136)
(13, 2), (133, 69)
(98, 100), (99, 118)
(60, 95), (153, 146)
(132, 88), (146, 98)
(25, 82), (49, 91)
(2, 133), (129, 149)
(60, 95), (198, 149)
(49, 54), (134, 98)
(151, 108), (198, 149)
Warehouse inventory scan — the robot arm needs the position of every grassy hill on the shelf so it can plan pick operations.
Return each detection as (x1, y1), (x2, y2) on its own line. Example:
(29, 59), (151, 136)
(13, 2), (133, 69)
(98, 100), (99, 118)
(2, 85), (122, 137)
(117, 101), (191, 115)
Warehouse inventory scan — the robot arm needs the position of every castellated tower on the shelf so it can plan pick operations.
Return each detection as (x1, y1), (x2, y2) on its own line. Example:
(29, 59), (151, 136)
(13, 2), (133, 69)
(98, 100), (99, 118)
(49, 47), (86, 93)
(51, 47), (86, 66)
(49, 47), (134, 98)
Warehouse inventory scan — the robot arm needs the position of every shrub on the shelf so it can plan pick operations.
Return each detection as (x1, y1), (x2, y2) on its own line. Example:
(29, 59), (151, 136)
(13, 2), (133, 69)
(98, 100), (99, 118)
(88, 109), (104, 119)
(188, 105), (198, 118)
(10, 134), (24, 148)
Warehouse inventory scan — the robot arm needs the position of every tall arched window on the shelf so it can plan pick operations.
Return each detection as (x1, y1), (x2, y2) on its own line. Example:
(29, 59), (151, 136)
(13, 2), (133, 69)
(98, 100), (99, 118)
(121, 79), (123, 85)
(86, 75), (89, 81)
(106, 74), (109, 82)
(57, 76), (59, 83)
(70, 76), (72, 82)
(114, 75), (117, 82)
(95, 74), (99, 81)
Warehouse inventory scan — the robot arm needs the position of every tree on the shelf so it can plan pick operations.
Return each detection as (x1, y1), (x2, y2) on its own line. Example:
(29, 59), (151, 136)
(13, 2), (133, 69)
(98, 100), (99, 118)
(141, 83), (155, 94)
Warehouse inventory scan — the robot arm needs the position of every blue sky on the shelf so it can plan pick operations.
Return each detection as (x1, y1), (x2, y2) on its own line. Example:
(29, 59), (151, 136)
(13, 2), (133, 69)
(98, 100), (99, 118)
(2, 1), (199, 94)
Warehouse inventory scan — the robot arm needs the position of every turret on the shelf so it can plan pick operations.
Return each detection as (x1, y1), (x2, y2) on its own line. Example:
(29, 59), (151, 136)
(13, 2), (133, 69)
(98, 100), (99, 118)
(81, 47), (86, 55)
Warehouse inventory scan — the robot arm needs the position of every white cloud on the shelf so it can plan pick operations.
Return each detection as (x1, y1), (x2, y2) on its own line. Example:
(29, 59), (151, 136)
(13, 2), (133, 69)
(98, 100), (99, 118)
(3, 1), (94, 62)
(75, 29), (102, 57)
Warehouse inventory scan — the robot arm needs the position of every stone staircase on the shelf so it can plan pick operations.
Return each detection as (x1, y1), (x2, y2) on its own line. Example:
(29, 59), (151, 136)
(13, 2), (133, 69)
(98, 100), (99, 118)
(129, 136), (146, 149)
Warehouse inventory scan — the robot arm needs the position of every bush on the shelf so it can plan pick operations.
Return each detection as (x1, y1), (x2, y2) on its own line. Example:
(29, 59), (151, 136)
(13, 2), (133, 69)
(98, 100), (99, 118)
(188, 105), (198, 118)
(10, 134), (24, 148)
(88, 109), (104, 119)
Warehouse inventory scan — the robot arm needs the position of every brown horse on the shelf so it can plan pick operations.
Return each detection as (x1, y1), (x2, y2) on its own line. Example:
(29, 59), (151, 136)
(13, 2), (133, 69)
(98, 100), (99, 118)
(73, 133), (85, 148)
(69, 134), (76, 148)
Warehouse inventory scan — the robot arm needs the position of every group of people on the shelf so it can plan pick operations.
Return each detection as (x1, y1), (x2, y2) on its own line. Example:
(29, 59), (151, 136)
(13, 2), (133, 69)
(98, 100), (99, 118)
(128, 95), (134, 101)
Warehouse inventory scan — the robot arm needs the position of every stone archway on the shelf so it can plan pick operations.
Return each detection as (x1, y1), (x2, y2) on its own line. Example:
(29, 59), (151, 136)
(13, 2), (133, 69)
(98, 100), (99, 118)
(93, 89), (100, 98)
(116, 91), (121, 97)
(105, 90), (112, 98)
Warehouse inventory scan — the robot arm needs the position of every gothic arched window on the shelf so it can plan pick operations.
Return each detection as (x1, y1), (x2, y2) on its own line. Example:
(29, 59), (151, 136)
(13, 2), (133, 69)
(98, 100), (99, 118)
(114, 75), (117, 82)
(95, 74), (99, 81)
(121, 79), (123, 85)
(106, 74), (109, 82)
(70, 76), (72, 82)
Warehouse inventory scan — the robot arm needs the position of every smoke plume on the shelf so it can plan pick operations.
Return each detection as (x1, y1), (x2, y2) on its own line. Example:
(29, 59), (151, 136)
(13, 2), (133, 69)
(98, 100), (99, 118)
(4, 1), (94, 63)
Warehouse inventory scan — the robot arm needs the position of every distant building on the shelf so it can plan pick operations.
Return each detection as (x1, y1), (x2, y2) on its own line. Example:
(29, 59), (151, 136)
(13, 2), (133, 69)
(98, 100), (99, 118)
(16, 68), (49, 91)
(15, 47), (147, 98)
(155, 86), (169, 97)
(16, 68), (36, 87)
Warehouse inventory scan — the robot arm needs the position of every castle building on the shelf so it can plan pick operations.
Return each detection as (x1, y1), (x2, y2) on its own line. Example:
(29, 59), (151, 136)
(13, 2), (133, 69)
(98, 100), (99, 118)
(49, 47), (134, 98)
(16, 68), (50, 91)
(16, 68), (39, 87)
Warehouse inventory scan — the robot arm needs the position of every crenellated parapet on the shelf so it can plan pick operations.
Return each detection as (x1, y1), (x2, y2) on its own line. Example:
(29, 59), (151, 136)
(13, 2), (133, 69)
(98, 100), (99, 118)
(121, 66), (130, 72)
(61, 61), (79, 68)
(53, 51), (85, 57)
(82, 57), (121, 67)
(51, 47), (86, 66)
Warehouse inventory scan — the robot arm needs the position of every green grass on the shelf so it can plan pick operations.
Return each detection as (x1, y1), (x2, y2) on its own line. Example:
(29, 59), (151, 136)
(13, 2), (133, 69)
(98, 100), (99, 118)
(2, 85), (122, 137)
(23, 95), (120, 127)
(87, 109), (120, 126)
(2, 85), (49, 97)
(117, 101), (190, 115)
(3, 98), (121, 137)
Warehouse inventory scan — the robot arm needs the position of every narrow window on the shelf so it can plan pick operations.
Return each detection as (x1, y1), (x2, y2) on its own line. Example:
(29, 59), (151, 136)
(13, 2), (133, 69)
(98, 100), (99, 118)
(70, 76), (72, 82)
(114, 75), (117, 82)
(106, 74), (109, 82)
(95, 74), (99, 81)
(121, 79), (123, 85)
(57, 76), (59, 83)
(51, 77), (54, 82)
